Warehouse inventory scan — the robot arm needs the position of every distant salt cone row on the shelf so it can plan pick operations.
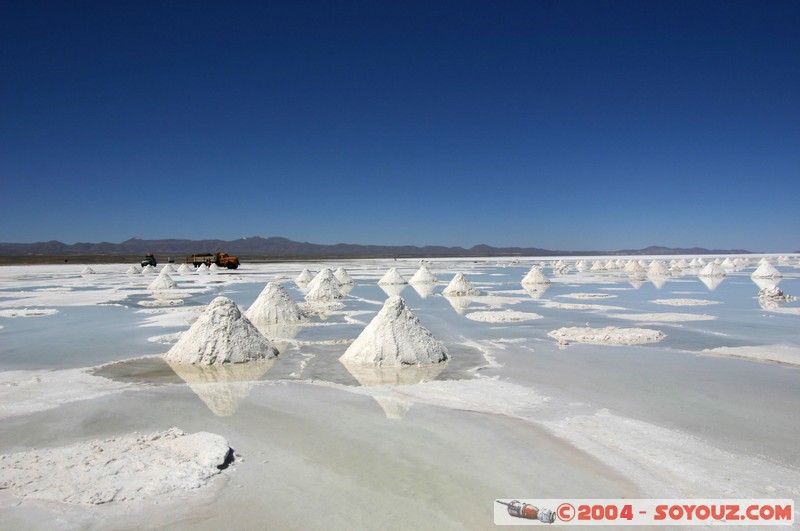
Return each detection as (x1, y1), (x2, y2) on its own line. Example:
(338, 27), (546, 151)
(164, 296), (278, 365)
(698, 263), (726, 278)
(409, 264), (437, 284)
(246, 282), (305, 327)
(442, 273), (480, 296)
(378, 267), (407, 285)
(340, 296), (448, 366)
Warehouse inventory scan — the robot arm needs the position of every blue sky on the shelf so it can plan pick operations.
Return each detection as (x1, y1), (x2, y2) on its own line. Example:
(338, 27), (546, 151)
(1, 1), (798, 251)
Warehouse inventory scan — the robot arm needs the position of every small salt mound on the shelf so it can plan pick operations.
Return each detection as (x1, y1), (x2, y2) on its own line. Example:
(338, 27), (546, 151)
(164, 296), (278, 365)
(340, 296), (448, 366)
(521, 266), (550, 285)
(0, 428), (232, 505)
(721, 257), (736, 269)
(624, 260), (645, 273)
(698, 263), (726, 277)
(605, 260), (617, 270)
(647, 261), (670, 277)
(295, 268), (314, 284)
(308, 268), (342, 292)
(759, 257), (771, 265)
(126, 265), (141, 275)
(378, 267), (407, 285)
(548, 326), (665, 345)
(177, 263), (193, 273)
(209, 263), (220, 272)
(148, 272), (178, 291)
(196, 263), (209, 274)
(142, 264), (156, 275)
(590, 260), (605, 271)
(81, 266), (95, 275)
(246, 282), (305, 327)
(443, 273), (480, 296)
(334, 267), (355, 285)
(575, 260), (588, 271)
(751, 262), (782, 279)
(305, 272), (345, 301)
(409, 264), (437, 284)
(161, 264), (175, 273)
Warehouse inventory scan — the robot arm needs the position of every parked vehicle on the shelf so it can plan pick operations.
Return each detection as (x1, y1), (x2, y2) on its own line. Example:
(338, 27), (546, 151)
(141, 253), (157, 267)
(187, 252), (240, 269)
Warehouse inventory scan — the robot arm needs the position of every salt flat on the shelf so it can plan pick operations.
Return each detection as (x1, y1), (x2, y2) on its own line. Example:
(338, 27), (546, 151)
(1, 256), (799, 529)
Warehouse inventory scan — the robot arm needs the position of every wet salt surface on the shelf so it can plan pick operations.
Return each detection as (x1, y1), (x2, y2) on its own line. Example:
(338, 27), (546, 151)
(1, 259), (800, 528)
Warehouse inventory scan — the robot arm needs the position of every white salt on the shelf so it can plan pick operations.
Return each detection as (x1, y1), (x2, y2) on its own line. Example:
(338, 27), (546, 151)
(126, 265), (141, 275)
(521, 266), (550, 286)
(409, 264), (437, 284)
(698, 263), (726, 277)
(751, 262), (782, 279)
(340, 296), (448, 366)
(148, 272), (178, 291)
(305, 272), (345, 301)
(443, 273), (480, 296)
(81, 266), (95, 275)
(308, 268), (343, 292)
(378, 267), (407, 285)
(295, 268), (314, 284)
(164, 296), (278, 365)
(246, 282), (305, 327)
(334, 267), (355, 285)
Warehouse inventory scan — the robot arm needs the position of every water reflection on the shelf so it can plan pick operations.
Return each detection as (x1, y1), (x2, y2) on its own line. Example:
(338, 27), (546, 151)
(379, 283), (407, 297)
(523, 284), (550, 300)
(444, 295), (473, 315)
(410, 282), (436, 299)
(752, 276), (782, 291)
(166, 359), (276, 417)
(699, 275), (725, 291)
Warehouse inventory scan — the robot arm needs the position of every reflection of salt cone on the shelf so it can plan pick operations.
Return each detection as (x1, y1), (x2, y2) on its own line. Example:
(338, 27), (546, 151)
(379, 283), (407, 297)
(445, 295), (473, 314)
(341, 361), (446, 386)
(523, 284), (550, 300)
(374, 395), (412, 420)
(699, 275), (725, 291)
(410, 282), (436, 298)
(649, 278), (668, 290)
(166, 359), (275, 417)
(340, 361), (446, 420)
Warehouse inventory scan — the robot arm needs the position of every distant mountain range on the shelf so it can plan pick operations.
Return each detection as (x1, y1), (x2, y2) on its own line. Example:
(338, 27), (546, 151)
(0, 237), (754, 259)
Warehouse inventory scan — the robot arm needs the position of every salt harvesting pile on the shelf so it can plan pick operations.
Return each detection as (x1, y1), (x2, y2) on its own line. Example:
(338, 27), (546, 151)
(142, 264), (156, 274)
(81, 266), (95, 275)
(409, 264), (437, 284)
(521, 266), (550, 286)
(209, 263), (220, 272)
(148, 272), (178, 291)
(304, 270), (345, 302)
(164, 296), (278, 365)
(751, 261), (782, 279)
(623, 260), (645, 274)
(295, 268), (314, 284)
(378, 267), (407, 285)
(698, 262), (726, 277)
(548, 326), (666, 345)
(177, 263), (193, 273)
(161, 263), (175, 273)
(647, 260), (670, 277)
(246, 282), (305, 328)
(0, 428), (233, 505)
(127, 265), (141, 275)
(307, 268), (342, 292)
(196, 263), (209, 274)
(334, 267), (355, 285)
(340, 296), (448, 366)
(442, 272), (480, 296)
(590, 260), (605, 271)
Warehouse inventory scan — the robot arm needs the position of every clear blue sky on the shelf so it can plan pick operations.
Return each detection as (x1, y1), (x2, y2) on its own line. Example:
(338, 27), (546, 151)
(1, 1), (798, 251)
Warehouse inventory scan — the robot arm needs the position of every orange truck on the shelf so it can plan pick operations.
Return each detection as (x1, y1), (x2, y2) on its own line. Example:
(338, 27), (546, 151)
(187, 252), (240, 269)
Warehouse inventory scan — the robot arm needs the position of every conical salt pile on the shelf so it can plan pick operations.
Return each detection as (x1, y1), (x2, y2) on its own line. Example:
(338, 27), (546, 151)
(196, 263), (209, 274)
(177, 263), (193, 273)
(307, 268), (342, 292)
(209, 263), (220, 272)
(295, 269), (314, 284)
(378, 267), (407, 285)
(699, 263), (726, 278)
(305, 272), (345, 301)
(521, 266), (550, 286)
(164, 296), (278, 365)
(81, 266), (95, 275)
(721, 257), (736, 269)
(246, 282), (305, 327)
(148, 272), (178, 291)
(624, 260), (645, 273)
(127, 265), (141, 275)
(161, 264), (175, 273)
(142, 264), (156, 274)
(751, 262), (782, 279)
(334, 267), (355, 285)
(647, 260), (670, 277)
(340, 296), (448, 366)
(409, 264), (437, 284)
(590, 260), (605, 271)
(443, 273), (480, 296)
